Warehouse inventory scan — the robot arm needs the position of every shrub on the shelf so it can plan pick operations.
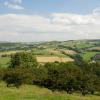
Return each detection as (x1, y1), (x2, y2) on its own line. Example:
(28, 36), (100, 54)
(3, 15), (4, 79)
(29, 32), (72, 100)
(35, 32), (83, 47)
(3, 69), (23, 88)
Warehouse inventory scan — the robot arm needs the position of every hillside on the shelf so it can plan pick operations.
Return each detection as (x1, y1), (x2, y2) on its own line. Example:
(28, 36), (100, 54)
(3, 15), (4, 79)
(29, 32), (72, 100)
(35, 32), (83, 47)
(0, 82), (100, 100)
(0, 39), (100, 67)
(0, 39), (100, 100)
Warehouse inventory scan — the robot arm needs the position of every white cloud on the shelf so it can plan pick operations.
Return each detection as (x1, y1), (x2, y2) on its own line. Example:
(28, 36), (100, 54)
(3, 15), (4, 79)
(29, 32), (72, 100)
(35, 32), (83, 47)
(93, 7), (100, 15)
(0, 12), (100, 42)
(14, 0), (22, 4)
(4, 0), (24, 10)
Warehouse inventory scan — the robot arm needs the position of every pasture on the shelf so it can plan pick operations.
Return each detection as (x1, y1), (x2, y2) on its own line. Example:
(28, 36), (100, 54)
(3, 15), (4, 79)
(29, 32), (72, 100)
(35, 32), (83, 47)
(82, 51), (100, 61)
(0, 57), (10, 68)
(0, 82), (100, 100)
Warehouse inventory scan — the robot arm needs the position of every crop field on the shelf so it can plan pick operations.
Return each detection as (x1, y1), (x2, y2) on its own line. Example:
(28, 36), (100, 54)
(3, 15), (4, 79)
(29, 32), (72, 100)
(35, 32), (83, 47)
(36, 56), (74, 63)
(88, 47), (100, 51)
(32, 49), (68, 57)
(0, 50), (23, 56)
(61, 50), (76, 55)
(0, 56), (74, 67)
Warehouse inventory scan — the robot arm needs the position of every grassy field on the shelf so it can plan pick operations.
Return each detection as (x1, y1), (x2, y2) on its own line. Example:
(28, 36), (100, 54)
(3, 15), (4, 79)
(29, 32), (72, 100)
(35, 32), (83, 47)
(0, 50), (23, 56)
(82, 51), (100, 61)
(0, 57), (10, 68)
(0, 82), (100, 100)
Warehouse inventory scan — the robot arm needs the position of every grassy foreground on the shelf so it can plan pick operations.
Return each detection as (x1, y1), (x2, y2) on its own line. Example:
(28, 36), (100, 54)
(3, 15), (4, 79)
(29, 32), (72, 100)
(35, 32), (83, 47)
(0, 82), (100, 100)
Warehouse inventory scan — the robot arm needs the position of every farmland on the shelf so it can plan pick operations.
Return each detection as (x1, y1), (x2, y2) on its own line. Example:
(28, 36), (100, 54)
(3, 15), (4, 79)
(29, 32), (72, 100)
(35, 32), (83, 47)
(82, 51), (100, 61)
(0, 39), (100, 100)
(36, 56), (74, 63)
(0, 39), (100, 67)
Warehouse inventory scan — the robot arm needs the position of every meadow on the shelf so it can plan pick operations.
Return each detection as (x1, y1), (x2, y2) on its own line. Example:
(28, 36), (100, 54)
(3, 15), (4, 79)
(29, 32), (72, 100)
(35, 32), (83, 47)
(0, 57), (10, 68)
(0, 82), (100, 100)
(82, 51), (100, 61)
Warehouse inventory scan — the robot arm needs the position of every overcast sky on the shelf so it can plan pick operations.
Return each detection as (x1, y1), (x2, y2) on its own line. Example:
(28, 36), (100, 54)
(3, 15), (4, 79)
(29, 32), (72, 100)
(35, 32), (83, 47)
(0, 0), (100, 42)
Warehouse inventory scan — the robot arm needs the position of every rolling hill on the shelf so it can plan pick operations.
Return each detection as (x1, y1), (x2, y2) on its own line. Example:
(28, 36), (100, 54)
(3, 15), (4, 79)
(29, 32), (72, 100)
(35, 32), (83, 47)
(0, 39), (100, 67)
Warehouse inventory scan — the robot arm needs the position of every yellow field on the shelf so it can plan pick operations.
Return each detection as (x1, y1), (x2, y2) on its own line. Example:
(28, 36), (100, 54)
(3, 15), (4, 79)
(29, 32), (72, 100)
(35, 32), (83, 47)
(0, 50), (74, 63)
(49, 50), (60, 54)
(62, 50), (76, 54)
(36, 56), (74, 63)
(0, 50), (23, 56)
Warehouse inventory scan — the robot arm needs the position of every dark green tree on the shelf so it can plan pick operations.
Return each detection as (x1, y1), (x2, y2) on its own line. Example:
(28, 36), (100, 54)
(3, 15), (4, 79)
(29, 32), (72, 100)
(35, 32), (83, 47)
(3, 68), (23, 88)
(10, 52), (38, 68)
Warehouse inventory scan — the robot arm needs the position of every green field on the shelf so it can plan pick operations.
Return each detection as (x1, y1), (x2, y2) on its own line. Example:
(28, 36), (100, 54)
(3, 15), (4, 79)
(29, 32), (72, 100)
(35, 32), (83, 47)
(32, 49), (68, 57)
(0, 82), (100, 100)
(0, 57), (10, 68)
(82, 52), (100, 61)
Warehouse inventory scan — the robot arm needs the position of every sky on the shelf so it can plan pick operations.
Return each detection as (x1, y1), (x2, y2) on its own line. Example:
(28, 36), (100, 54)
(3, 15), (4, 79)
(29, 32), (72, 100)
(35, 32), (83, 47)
(0, 0), (100, 42)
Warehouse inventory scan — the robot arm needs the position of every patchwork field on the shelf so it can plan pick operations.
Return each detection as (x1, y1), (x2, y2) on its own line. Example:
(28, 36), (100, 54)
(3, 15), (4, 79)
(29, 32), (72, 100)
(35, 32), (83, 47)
(0, 56), (74, 68)
(0, 39), (100, 67)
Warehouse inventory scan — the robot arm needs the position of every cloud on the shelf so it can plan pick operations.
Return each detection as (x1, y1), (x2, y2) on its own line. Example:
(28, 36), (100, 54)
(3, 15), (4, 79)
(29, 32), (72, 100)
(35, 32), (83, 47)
(0, 12), (100, 42)
(93, 7), (100, 16)
(4, 0), (24, 10)
(14, 0), (22, 4)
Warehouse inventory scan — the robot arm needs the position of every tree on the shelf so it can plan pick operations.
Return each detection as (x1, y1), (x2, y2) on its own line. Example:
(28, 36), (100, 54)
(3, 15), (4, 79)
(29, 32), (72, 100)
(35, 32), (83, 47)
(43, 62), (82, 94)
(10, 52), (38, 68)
(3, 68), (23, 88)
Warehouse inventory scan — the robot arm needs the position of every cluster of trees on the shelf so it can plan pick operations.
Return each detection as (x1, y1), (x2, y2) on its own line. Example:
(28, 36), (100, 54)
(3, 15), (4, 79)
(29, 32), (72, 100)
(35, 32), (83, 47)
(0, 52), (100, 96)
(37, 62), (100, 95)
(0, 43), (35, 51)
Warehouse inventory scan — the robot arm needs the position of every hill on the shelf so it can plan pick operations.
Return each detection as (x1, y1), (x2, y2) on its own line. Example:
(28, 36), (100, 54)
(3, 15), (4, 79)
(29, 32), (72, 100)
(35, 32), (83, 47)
(0, 82), (100, 100)
(0, 39), (100, 67)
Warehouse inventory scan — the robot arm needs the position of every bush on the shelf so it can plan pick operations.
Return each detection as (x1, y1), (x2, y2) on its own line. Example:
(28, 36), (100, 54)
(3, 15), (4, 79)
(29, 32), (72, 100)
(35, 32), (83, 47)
(3, 67), (35, 87)
(3, 69), (23, 88)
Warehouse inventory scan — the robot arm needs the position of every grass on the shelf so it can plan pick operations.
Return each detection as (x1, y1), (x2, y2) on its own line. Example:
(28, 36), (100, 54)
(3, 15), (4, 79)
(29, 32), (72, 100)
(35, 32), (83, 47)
(82, 51), (100, 61)
(32, 49), (68, 57)
(0, 82), (100, 100)
(0, 57), (11, 68)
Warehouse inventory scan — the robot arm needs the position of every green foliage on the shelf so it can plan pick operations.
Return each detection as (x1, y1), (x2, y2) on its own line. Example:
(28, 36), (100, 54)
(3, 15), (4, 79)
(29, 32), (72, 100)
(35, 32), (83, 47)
(3, 67), (36, 87)
(1, 61), (100, 96)
(40, 62), (100, 95)
(0, 68), (5, 81)
(0, 50), (100, 96)
(10, 52), (38, 68)
(43, 62), (81, 93)
(3, 68), (23, 88)
(0, 82), (100, 100)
